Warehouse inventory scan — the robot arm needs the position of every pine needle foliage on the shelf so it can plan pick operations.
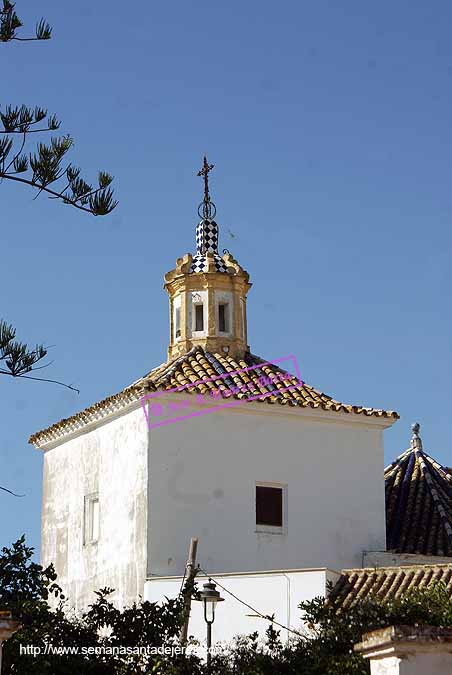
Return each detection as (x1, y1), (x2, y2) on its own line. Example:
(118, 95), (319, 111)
(0, 3), (118, 215)
(0, 105), (118, 215)
(0, 320), (47, 377)
(0, 1), (51, 42)
(0, 319), (78, 391)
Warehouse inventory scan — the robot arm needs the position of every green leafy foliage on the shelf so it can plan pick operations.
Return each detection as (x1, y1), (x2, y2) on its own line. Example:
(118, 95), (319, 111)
(0, 537), (61, 609)
(206, 583), (452, 675)
(1, 539), (191, 674)
(2, 538), (452, 674)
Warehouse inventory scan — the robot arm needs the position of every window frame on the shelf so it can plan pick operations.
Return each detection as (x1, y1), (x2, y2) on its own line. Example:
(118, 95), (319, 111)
(83, 493), (100, 546)
(175, 306), (181, 339)
(190, 292), (207, 337)
(240, 297), (245, 340)
(255, 482), (287, 535)
(218, 302), (229, 333)
(194, 303), (204, 332)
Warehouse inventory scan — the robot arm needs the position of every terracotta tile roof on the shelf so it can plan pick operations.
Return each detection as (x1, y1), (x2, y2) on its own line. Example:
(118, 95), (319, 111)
(330, 563), (452, 609)
(29, 347), (398, 447)
(385, 426), (452, 557)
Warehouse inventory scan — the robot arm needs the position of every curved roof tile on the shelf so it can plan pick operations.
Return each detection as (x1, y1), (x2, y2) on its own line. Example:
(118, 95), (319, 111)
(330, 563), (452, 609)
(29, 347), (398, 447)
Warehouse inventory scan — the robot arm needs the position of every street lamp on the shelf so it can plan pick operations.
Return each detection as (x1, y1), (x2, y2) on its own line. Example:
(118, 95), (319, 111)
(197, 579), (224, 675)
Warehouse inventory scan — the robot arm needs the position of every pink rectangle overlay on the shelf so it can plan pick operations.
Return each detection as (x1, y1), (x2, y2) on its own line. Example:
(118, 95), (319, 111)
(140, 355), (303, 430)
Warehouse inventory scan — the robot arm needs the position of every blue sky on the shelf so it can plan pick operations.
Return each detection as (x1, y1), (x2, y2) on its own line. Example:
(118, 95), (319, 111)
(1, 0), (451, 555)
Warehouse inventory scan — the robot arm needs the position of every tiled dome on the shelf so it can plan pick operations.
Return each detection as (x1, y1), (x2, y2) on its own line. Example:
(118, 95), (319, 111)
(385, 424), (452, 556)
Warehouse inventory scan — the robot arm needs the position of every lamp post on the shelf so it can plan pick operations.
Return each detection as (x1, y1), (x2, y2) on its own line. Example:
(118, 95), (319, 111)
(197, 579), (224, 675)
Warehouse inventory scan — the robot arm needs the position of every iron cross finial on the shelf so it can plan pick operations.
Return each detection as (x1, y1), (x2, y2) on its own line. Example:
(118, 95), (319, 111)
(196, 156), (216, 220)
(197, 155), (214, 204)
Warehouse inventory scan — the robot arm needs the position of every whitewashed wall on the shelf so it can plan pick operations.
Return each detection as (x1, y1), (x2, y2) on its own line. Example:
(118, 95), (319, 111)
(368, 653), (452, 675)
(145, 569), (340, 644)
(41, 405), (148, 612)
(40, 389), (392, 614)
(147, 396), (390, 579)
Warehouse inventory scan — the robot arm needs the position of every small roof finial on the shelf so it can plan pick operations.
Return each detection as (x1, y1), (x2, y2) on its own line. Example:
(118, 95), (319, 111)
(197, 155), (216, 220)
(411, 422), (423, 451)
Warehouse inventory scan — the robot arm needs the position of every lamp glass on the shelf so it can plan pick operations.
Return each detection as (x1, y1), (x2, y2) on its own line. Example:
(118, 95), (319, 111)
(204, 597), (216, 623)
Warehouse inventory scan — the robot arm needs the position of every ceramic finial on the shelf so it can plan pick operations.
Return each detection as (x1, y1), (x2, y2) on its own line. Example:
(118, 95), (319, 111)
(411, 422), (423, 450)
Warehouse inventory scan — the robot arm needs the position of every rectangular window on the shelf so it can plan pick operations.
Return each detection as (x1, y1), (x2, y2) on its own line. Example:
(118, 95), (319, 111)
(195, 304), (204, 332)
(240, 298), (245, 340)
(256, 485), (284, 530)
(175, 306), (181, 338)
(256, 486), (282, 526)
(218, 303), (228, 332)
(84, 494), (100, 545)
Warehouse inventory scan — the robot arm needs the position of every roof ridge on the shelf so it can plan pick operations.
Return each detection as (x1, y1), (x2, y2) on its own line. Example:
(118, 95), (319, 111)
(384, 448), (411, 473)
(29, 349), (398, 448)
(151, 346), (201, 386)
(341, 562), (452, 574)
(422, 450), (452, 485)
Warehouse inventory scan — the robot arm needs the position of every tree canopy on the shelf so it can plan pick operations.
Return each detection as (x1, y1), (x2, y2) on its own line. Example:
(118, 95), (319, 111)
(2, 537), (452, 674)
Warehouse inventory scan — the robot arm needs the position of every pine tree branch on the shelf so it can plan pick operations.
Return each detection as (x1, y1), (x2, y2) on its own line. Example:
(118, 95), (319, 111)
(0, 110), (118, 215)
(0, 320), (79, 392)
(9, 36), (46, 42)
(0, 370), (80, 392)
(72, 184), (109, 204)
(0, 3), (52, 42)
(0, 485), (25, 497)
(0, 127), (58, 134)
(0, 173), (95, 214)
(1, 8), (118, 216)
(4, 129), (25, 172)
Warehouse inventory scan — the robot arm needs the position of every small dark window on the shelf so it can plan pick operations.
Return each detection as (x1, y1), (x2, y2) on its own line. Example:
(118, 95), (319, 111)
(256, 486), (283, 527)
(195, 304), (204, 331)
(218, 303), (228, 332)
(175, 307), (181, 338)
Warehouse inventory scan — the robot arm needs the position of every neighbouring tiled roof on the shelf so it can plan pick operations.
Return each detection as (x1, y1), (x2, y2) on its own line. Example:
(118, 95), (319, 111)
(29, 346), (398, 447)
(330, 563), (452, 609)
(385, 424), (452, 557)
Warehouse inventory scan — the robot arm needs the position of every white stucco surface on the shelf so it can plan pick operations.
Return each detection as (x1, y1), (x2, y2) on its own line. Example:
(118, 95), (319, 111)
(145, 569), (339, 644)
(368, 652), (452, 675)
(147, 396), (389, 578)
(39, 389), (393, 613)
(41, 406), (148, 611)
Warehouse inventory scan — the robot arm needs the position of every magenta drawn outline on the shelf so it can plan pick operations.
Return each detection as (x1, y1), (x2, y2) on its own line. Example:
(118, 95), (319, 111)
(140, 354), (303, 430)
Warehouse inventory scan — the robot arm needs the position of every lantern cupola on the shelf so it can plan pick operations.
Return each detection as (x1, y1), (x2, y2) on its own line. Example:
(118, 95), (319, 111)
(164, 156), (252, 360)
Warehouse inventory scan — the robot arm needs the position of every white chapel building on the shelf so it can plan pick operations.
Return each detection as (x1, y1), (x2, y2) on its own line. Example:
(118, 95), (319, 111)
(30, 159), (400, 641)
